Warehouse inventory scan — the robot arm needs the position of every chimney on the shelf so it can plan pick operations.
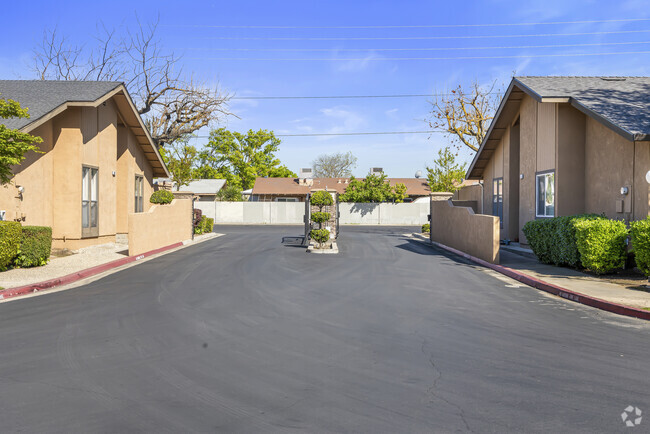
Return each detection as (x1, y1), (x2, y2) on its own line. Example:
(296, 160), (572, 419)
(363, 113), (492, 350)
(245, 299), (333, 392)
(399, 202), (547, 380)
(299, 168), (313, 179)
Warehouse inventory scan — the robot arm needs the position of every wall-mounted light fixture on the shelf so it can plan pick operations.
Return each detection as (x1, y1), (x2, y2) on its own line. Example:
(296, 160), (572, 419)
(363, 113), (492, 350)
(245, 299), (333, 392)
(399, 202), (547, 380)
(621, 186), (629, 195)
(520, 174), (524, 179)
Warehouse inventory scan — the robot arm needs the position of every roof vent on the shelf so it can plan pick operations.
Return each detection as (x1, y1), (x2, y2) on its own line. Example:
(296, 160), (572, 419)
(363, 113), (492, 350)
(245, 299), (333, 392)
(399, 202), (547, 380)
(601, 77), (626, 82)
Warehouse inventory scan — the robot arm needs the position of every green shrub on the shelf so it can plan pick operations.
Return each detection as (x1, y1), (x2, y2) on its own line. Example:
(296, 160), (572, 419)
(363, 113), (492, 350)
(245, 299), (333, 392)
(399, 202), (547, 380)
(311, 212), (330, 224)
(310, 191), (333, 208)
(0, 222), (21, 269)
(522, 214), (604, 266)
(202, 217), (214, 233)
(310, 228), (330, 247)
(150, 190), (174, 204)
(574, 219), (628, 274)
(13, 226), (52, 268)
(421, 223), (430, 233)
(630, 218), (650, 276)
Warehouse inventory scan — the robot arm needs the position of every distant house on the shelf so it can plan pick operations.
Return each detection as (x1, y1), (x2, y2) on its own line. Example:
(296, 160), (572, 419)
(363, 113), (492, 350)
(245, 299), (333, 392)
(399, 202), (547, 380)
(187, 179), (227, 201)
(251, 177), (430, 202)
(0, 80), (169, 250)
(466, 76), (650, 243)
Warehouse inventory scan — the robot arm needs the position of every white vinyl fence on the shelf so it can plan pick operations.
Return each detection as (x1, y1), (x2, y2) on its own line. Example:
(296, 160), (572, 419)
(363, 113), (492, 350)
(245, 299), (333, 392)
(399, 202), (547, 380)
(198, 201), (429, 226)
(197, 201), (305, 224)
(339, 202), (429, 225)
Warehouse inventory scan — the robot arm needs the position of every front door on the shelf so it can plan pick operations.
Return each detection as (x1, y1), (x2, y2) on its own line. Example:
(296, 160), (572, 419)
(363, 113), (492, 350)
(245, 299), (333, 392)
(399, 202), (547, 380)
(82, 166), (99, 237)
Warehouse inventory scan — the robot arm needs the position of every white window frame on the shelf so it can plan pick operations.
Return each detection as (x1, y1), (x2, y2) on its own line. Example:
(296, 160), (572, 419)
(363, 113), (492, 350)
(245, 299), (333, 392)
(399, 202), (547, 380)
(82, 166), (99, 237)
(492, 177), (503, 228)
(275, 197), (299, 202)
(535, 171), (555, 218)
(134, 175), (144, 213)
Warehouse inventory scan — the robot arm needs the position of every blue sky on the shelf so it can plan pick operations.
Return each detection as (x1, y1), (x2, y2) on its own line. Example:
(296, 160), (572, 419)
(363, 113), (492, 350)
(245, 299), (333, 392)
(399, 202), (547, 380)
(3, 0), (650, 177)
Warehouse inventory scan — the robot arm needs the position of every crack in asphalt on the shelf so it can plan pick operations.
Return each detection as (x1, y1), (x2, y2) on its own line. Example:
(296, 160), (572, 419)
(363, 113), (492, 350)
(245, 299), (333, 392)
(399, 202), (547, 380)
(418, 334), (474, 433)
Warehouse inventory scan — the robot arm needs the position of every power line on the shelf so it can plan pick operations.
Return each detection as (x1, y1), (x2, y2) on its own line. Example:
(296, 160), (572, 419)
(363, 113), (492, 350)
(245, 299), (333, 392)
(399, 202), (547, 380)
(188, 49), (650, 61)
(233, 94), (439, 100)
(164, 18), (650, 29)
(182, 40), (650, 52)
(192, 29), (650, 41)
(195, 131), (439, 137)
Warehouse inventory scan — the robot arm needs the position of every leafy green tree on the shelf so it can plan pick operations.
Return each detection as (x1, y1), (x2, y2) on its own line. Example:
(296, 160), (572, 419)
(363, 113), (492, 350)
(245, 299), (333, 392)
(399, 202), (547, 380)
(159, 140), (198, 191)
(426, 147), (467, 192)
(268, 165), (297, 178)
(198, 128), (293, 190)
(0, 97), (43, 185)
(216, 184), (244, 202)
(339, 173), (407, 203)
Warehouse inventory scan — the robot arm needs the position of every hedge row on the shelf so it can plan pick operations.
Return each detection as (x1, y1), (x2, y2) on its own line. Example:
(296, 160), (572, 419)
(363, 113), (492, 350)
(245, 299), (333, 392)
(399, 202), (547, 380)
(0, 222), (52, 270)
(522, 214), (604, 267)
(523, 215), (629, 275)
(631, 218), (650, 276)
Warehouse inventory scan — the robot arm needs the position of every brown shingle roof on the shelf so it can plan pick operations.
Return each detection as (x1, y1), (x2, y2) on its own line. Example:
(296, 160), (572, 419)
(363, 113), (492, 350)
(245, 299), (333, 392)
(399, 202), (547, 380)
(252, 177), (430, 196)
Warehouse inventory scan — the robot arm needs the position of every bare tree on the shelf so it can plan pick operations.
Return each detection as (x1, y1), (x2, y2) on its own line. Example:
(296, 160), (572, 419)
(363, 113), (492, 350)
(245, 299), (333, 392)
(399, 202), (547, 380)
(33, 18), (232, 149)
(428, 81), (501, 153)
(312, 151), (358, 178)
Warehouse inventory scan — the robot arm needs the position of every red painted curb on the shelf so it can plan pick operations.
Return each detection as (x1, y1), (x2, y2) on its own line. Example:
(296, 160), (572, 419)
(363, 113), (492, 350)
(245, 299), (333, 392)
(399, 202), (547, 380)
(0, 241), (184, 301)
(425, 238), (650, 321)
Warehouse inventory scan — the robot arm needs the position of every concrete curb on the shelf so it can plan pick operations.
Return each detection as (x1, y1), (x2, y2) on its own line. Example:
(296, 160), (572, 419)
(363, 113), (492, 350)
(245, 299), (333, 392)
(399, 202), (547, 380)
(414, 235), (650, 321)
(0, 237), (207, 301)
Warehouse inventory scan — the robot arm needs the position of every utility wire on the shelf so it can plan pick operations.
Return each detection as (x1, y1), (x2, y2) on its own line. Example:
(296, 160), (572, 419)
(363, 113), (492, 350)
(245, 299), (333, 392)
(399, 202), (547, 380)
(192, 29), (650, 41)
(233, 94), (442, 100)
(183, 40), (650, 52)
(164, 18), (650, 29)
(195, 131), (439, 137)
(188, 49), (650, 61)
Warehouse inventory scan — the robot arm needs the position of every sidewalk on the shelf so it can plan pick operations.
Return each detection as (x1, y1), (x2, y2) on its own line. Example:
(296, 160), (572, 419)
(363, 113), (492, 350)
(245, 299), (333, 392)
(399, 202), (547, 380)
(500, 250), (650, 310)
(0, 232), (221, 291)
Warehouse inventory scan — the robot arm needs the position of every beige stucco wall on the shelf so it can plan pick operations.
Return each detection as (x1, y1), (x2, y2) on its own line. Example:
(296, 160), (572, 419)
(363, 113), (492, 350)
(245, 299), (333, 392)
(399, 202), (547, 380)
(1, 98), (159, 250)
(584, 117), (634, 219)
(556, 105), (586, 217)
(518, 95), (538, 243)
(128, 199), (192, 256)
(116, 125), (155, 234)
(430, 199), (500, 264)
(634, 141), (650, 220)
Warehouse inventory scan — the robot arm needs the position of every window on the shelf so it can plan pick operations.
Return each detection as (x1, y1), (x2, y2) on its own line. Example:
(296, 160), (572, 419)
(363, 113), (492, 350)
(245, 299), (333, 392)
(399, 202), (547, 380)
(536, 171), (555, 218)
(276, 197), (298, 202)
(82, 166), (99, 237)
(134, 175), (144, 213)
(492, 178), (503, 228)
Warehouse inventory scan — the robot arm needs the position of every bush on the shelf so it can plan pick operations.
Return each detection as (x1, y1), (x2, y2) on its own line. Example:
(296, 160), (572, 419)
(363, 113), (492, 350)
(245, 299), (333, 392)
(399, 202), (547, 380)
(311, 212), (330, 224)
(150, 190), (174, 204)
(630, 218), (650, 276)
(310, 228), (330, 247)
(310, 191), (333, 208)
(0, 222), (21, 270)
(13, 226), (52, 268)
(522, 214), (604, 267)
(421, 223), (430, 233)
(574, 219), (628, 274)
(202, 217), (214, 233)
(194, 216), (214, 235)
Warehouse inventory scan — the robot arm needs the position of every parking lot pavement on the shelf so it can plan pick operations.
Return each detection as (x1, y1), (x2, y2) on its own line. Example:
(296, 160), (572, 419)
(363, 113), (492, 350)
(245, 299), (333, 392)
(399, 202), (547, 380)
(0, 225), (648, 433)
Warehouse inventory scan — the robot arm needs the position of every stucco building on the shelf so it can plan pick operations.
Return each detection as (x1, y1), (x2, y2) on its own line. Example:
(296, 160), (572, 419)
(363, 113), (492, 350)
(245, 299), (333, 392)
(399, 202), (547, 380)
(0, 80), (169, 250)
(467, 76), (650, 244)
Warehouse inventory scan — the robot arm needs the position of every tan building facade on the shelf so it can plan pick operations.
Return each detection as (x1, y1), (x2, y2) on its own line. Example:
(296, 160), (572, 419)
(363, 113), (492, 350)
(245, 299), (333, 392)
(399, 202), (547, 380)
(0, 81), (168, 250)
(467, 76), (650, 244)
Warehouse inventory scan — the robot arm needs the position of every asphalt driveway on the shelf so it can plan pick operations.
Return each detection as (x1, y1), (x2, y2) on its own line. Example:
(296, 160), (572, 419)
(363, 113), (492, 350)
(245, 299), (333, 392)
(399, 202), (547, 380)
(0, 225), (648, 433)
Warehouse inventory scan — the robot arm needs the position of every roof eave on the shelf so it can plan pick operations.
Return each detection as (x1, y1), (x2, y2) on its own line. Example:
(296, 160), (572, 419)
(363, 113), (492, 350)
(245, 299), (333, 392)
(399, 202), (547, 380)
(466, 78), (519, 180)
